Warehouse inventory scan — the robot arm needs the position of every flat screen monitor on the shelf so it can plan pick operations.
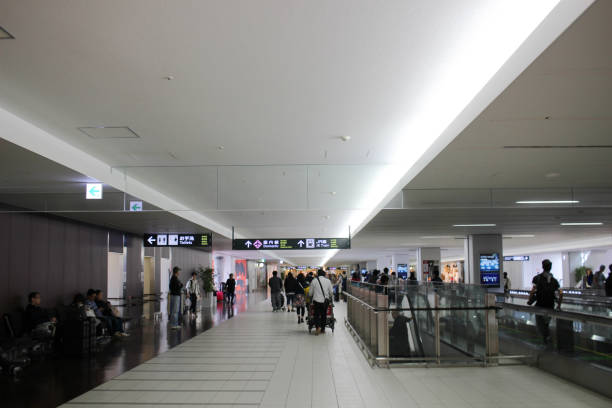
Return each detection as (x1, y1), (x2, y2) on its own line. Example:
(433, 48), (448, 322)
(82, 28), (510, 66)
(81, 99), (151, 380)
(396, 264), (408, 280)
(479, 253), (500, 286)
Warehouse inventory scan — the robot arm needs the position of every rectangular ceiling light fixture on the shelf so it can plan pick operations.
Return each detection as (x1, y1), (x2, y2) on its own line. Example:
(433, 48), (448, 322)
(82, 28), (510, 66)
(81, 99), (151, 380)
(0, 26), (15, 39)
(503, 234), (535, 238)
(560, 222), (603, 226)
(78, 126), (140, 139)
(516, 200), (579, 204)
(420, 236), (455, 239)
(453, 224), (496, 227)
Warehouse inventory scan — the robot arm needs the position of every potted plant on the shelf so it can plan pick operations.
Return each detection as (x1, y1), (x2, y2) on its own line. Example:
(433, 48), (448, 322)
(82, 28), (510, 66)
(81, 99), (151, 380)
(574, 266), (588, 286)
(197, 265), (215, 308)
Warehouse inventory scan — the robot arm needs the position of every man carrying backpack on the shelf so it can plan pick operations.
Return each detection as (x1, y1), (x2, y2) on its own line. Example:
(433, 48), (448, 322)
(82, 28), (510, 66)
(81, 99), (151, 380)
(529, 259), (563, 345)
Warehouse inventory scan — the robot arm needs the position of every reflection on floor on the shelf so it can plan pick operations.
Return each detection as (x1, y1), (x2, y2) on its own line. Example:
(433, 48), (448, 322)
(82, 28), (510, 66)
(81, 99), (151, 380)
(57, 299), (611, 408)
(0, 293), (253, 408)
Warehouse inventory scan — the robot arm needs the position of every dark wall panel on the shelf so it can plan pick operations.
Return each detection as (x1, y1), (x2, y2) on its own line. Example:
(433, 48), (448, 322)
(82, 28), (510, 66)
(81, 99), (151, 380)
(171, 248), (211, 283)
(78, 226), (92, 292)
(47, 218), (66, 306)
(63, 223), (79, 302)
(29, 217), (49, 304)
(125, 235), (143, 299)
(91, 228), (108, 295)
(0, 212), (110, 315)
(0, 214), (9, 315)
(9, 214), (30, 311)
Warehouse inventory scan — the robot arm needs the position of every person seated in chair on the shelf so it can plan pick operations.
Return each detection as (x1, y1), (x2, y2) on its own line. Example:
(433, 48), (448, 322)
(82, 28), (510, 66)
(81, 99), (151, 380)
(95, 290), (129, 337)
(24, 292), (57, 339)
(85, 289), (125, 337)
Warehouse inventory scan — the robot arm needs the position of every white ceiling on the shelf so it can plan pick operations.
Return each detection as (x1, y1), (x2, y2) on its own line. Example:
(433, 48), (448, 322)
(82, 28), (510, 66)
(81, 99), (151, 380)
(0, 0), (597, 265)
(329, 0), (612, 265)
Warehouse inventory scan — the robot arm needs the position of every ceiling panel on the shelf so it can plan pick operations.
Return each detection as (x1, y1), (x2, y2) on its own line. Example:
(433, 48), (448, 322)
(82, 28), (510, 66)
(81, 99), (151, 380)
(218, 166), (307, 210)
(126, 166), (218, 210)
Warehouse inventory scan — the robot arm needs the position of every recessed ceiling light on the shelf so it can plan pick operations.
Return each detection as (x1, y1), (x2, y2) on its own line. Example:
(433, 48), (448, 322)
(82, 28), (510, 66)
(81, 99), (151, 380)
(453, 224), (496, 227)
(560, 222), (603, 226)
(323, 215), (331, 220)
(503, 234), (535, 238)
(0, 26), (14, 39)
(420, 236), (455, 239)
(340, 135), (351, 142)
(329, 191), (337, 196)
(164, 75), (175, 81)
(545, 172), (561, 178)
(516, 200), (578, 204)
(216, 145), (224, 150)
(78, 126), (140, 139)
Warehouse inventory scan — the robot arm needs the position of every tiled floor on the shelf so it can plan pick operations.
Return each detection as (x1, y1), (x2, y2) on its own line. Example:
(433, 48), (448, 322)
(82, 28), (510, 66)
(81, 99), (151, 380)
(61, 301), (611, 408)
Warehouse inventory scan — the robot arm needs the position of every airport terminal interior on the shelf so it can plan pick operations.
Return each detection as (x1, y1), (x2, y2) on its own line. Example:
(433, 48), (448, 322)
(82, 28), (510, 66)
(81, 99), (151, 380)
(1, 1), (612, 407)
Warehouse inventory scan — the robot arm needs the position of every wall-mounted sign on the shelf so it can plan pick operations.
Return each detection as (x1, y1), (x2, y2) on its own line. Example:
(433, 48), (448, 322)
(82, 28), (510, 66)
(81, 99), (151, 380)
(503, 255), (530, 261)
(232, 238), (350, 250)
(86, 183), (103, 199)
(129, 201), (143, 212)
(144, 233), (211, 248)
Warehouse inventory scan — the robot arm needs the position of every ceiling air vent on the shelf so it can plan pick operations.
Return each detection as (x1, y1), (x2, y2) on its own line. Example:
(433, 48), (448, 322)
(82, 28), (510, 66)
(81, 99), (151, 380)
(78, 126), (140, 139)
(0, 26), (15, 39)
(504, 145), (612, 149)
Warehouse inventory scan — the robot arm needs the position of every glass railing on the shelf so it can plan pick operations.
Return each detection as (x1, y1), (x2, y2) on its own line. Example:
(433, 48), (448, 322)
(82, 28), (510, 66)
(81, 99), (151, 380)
(498, 303), (612, 368)
(346, 281), (497, 366)
(346, 281), (612, 398)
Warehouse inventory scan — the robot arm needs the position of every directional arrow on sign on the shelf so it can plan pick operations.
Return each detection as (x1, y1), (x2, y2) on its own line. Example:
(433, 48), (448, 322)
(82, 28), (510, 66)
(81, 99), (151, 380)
(147, 236), (156, 245)
(89, 185), (99, 195)
(245, 241), (252, 248)
(297, 240), (304, 247)
(131, 202), (142, 211)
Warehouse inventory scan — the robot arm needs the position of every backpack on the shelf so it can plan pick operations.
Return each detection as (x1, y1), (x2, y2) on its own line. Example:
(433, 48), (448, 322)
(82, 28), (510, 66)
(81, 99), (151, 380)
(535, 274), (558, 308)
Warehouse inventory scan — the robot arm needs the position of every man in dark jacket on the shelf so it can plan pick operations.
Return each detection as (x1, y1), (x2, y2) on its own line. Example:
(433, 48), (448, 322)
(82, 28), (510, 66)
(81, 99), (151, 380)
(24, 292), (57, 337)
(225, 273), (236, 304)
(169, 266), (183, 329)
(268, 271), (283, 311)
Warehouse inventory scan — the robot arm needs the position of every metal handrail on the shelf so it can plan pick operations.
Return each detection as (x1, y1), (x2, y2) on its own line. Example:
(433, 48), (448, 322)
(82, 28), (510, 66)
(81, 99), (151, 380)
(500, 302), (612, 328)
(344, 292), (499, 312)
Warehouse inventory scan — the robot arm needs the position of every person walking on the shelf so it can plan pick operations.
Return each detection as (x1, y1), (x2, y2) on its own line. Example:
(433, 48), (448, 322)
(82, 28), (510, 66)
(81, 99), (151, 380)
(503, 272), (512, 297)
(169, 266), (183, 329)
(529, 259), (562, 345)
(284, 272), (297, 312)
(605, 264), (612, 297)
(583, 268), (594, 288)
(341, 271), (348, 302)
(593, 265), (606, 290)
(225, 273), (236, 304)
(185, 271), (201, 317)
(294, 273), (307, 323)
(309, 269), (333, 335)
(269, 271), (283, 311)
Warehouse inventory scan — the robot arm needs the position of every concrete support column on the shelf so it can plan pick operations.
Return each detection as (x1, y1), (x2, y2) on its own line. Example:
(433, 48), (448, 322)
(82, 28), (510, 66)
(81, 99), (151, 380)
(561, 252), (570, 288)
(465, 234), (503, 293)
(416, 247), (441, 282)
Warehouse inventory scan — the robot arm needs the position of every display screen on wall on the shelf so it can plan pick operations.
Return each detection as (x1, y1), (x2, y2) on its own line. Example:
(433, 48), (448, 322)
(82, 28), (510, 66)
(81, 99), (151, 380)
(232, 238), (350, 250)
(143, 233), (212, 248)
(479, 253), (500, 286)
(397, 264), (408, 280)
